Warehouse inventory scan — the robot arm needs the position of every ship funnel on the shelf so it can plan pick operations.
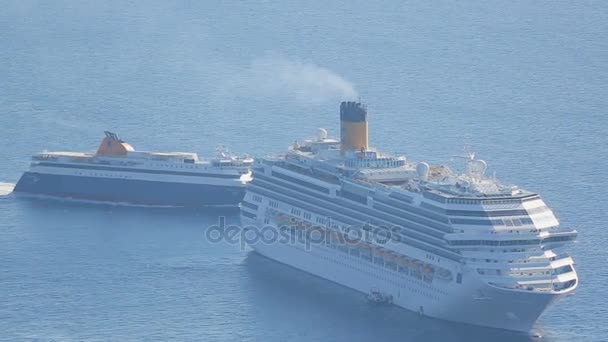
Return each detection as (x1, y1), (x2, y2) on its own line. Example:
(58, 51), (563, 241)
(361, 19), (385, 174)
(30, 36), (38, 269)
(96, 131), (134, 156)
(340, 101), (368, 153)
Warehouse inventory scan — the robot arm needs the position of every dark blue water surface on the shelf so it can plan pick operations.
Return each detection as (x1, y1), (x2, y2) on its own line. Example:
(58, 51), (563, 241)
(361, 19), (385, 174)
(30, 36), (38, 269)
(1, 1), (606, 341)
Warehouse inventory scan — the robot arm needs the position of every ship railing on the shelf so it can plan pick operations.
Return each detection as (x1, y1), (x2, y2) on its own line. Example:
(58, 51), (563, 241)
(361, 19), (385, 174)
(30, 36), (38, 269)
(487, 282), (554, 292)
(32, 155), (58, 161)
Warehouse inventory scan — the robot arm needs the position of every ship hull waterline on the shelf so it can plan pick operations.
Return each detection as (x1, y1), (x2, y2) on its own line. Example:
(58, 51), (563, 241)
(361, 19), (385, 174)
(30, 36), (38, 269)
(14, 172), (246, 207)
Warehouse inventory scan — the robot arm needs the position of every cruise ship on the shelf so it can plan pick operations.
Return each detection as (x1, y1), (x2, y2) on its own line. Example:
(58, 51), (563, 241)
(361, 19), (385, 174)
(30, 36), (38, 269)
(14, 131), (253, 206)
(240, 101), (578, 332)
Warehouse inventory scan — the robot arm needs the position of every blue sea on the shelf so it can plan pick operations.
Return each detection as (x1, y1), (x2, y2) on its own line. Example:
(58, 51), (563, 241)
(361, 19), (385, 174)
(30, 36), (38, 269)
(1, 1), (606, 341)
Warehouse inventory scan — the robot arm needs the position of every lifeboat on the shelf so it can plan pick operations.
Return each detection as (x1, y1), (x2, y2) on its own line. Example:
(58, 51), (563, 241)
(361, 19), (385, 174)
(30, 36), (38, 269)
(437, 268), (453, 281)
(405, 258), (417, 267)
(375, 248), (389, 258)
(422, 266), (434, 274)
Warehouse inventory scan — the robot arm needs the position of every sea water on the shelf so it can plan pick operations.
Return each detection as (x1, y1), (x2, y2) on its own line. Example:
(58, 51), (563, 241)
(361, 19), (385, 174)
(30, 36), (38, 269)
(0, 1), (606, 341)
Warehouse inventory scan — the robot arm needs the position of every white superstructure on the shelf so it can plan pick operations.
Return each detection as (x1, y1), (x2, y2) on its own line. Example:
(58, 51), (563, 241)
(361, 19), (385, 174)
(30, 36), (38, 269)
(240, 101), (577, 332)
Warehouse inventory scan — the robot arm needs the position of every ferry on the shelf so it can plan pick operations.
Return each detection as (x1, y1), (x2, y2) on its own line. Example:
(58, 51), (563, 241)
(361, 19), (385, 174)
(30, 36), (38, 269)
(14, 131), (253, 206)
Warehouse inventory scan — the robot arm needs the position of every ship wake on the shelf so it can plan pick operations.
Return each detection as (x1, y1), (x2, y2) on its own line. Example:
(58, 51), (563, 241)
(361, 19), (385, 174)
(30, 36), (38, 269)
(0, 182), (16, 196)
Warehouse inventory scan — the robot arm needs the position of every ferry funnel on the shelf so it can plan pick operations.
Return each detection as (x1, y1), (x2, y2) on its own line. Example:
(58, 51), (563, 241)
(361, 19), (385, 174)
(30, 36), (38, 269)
(340, 101), (368, 153)
(96, 131), (134, 156)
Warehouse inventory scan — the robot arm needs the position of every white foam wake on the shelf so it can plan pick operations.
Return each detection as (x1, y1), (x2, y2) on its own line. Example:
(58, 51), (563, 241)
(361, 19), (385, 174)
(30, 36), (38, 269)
(0, 182), (15, 196)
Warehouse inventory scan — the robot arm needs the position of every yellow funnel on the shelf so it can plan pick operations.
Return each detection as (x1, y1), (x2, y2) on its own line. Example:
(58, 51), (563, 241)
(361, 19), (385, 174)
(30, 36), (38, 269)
(340, 101), (368, 152)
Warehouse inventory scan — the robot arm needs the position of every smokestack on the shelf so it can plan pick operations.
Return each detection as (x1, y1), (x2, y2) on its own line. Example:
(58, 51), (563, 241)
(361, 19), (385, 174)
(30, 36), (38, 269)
(340, 101), (368, 153)
(96, 131), (134, 156)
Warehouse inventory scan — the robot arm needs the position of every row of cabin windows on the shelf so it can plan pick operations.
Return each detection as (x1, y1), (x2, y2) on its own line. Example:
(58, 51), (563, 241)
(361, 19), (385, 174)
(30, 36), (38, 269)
(284, 204), (316, 223)
(153, 163), (203, 170)
(469, 257), (540, 263)
(450, 239), (540, 246)
(449, 235), (574, 246)
(447, 198), (532, 205)
(264, 197), (329, 228)
(479, 268), (556, 277)
(447, 209), (530, 217)
(450, 217), (534, 226)
(425, 254), (440, 262)
(213, 162), (241, 167)
(75, 171), (131, 179)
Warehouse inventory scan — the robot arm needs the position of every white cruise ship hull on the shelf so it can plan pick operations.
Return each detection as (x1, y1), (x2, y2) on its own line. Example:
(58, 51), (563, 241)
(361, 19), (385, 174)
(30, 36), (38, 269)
(243, 217), (560, 332)
(238, 101), (578, 333)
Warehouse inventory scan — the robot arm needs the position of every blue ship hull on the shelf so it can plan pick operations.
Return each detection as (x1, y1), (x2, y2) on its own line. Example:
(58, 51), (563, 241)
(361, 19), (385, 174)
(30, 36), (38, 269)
(14, 172), (246, 207)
